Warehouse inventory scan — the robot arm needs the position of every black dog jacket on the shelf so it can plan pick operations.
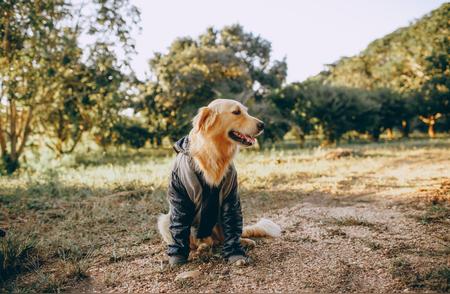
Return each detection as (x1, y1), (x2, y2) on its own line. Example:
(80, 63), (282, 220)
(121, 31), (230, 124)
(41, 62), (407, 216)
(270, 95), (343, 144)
(166, 136), (245, 259)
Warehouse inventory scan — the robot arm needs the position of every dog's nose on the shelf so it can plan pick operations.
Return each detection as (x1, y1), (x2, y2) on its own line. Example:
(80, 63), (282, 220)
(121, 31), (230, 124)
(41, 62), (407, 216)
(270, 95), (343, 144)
(257, 122), (265, 131)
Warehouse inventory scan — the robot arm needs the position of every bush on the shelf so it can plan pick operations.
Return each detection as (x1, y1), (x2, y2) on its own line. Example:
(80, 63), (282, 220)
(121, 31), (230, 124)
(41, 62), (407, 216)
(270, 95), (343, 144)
(113, 123), (150, 149)
(299, 83), (379, 144)
(0, 154), (20, 176)
(363, 89), (412, 140)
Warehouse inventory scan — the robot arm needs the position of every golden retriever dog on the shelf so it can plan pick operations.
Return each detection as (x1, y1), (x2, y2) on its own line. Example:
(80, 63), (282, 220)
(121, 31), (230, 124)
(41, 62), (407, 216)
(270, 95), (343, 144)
(158, 99), (281, 265)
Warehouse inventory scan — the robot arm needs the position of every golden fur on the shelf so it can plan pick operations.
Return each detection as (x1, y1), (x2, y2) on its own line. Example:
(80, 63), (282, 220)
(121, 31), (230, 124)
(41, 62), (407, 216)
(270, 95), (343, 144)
(189, 99), (262, 186)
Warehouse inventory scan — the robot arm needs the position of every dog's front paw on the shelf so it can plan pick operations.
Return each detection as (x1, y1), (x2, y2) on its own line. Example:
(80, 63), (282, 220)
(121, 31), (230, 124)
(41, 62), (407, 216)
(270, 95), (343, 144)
(240, 238), (256, 250)
(197, 243), (211, 254)
(169, 255), (188, 267)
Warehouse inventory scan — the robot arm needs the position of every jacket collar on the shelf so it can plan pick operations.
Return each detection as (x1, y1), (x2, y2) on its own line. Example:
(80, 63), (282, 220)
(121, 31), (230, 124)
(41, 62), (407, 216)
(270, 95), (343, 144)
(173, 136), (190, 155)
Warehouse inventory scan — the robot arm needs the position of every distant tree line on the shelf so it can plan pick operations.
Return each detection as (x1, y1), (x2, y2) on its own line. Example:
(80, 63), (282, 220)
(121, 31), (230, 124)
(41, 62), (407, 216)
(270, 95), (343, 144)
(0, 2), (448, 174)
(316, 3), (449, 140)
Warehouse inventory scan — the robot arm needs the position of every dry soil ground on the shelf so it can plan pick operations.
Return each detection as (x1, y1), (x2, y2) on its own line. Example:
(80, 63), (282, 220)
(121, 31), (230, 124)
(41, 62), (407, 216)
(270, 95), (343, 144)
(1, 140), (449, 293)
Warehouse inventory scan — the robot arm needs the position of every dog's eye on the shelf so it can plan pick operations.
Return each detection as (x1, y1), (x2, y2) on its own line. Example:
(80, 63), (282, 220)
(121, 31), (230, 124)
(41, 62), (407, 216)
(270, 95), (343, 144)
(232, 109), (241, 115)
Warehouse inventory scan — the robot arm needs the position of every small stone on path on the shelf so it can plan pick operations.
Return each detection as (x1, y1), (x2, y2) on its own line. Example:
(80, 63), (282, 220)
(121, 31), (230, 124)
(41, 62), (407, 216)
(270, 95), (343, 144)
(175, 270), (201, 281)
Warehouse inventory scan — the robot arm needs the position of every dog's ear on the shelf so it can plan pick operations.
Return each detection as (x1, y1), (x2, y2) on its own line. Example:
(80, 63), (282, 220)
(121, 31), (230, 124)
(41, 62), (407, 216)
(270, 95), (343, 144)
(193, 107), (217, 132)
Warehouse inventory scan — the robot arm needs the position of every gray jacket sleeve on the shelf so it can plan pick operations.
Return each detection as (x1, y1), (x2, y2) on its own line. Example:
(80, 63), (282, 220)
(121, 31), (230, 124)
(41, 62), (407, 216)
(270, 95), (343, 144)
(221, 172), (246, 258)
(167, 170), (195, 258)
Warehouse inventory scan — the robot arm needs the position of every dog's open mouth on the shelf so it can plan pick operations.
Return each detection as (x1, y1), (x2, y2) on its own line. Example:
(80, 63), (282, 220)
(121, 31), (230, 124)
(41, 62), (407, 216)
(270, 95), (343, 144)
(228, 130), (256, 146)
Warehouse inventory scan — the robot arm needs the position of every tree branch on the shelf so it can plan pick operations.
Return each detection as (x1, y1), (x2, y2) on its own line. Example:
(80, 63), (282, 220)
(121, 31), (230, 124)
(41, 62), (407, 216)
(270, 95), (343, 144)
(17, 107), (33, 157)
(9, 100), (17, 159)
(66, 130), (83, 154)
(419, 115), (430, 124)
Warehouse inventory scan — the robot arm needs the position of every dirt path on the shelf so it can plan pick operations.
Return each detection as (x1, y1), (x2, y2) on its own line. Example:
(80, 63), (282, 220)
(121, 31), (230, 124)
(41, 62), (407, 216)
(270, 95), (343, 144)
(82, 198), (448, 293)
(77, 149), (450, 293)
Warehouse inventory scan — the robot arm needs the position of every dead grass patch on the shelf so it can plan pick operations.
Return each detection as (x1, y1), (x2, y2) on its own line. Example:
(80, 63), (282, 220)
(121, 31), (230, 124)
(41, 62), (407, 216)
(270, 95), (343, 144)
(328, 216), (376, 228)
(391, 258), (450, 292)
(363, 240), (382, 251)
(0, 233), (39, 282)
(325, 228), (347, 238)
(417, 204), (450, 225)
(417, 179), (450, 204)
(324, 148), (363, 160)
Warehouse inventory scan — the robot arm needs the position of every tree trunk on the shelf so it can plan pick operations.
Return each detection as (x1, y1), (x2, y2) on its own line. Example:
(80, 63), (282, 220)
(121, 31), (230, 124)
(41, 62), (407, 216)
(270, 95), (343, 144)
(9, 100), (17, 161)
(419, 114), (442, 139)
(428, 123), (436, 138)
(401, 120), (410, 138)
(155, 135), (162, 147)
(0, 10), (33, 174)
(322, 131), (336, 146)
(0, 103), (33, 174)
(16, 107), (33, 158)
(371, 129), (381, 142)
(0, 112), (7, 156)
(298, 133), (305, 147)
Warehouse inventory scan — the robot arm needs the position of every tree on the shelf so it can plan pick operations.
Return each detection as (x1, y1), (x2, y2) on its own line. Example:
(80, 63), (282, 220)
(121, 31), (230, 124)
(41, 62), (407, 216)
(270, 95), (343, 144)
(43, 42), (133, 154)
(317, 3), (449, 138)
(364, 89), (412, 140)
(112, 122), (149, 149)
(0, 1), (65, 173)
(416, 43), (450, 138)
(141, 24), (287, 142)
(323, 3), (448, 95)
(146, 41), (251, 141)
(85, 44), (134, 149)
(299, 83), (379, 145)
(0, 0), (140, 173)
(42, 29), (90, 155)
(262, 83), (313, 145)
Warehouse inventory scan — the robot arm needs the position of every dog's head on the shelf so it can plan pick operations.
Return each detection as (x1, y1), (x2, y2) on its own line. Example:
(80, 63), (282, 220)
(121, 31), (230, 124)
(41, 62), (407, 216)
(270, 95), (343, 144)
(192, 99), (264, 147)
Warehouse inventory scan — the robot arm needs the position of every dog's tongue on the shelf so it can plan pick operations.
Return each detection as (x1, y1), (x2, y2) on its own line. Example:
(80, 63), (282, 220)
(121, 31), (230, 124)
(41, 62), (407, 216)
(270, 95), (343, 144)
(234, 131), (255, 144)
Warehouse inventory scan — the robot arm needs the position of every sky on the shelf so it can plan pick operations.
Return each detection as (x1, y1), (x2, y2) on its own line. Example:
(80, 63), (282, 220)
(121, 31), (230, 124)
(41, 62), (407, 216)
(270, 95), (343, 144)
(129, 0), (447, 83)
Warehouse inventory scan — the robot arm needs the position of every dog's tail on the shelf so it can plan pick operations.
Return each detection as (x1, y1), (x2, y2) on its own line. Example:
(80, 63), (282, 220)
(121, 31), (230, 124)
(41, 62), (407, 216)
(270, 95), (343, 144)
(157, 213), (173, 244)
(242, 218), (282, 238)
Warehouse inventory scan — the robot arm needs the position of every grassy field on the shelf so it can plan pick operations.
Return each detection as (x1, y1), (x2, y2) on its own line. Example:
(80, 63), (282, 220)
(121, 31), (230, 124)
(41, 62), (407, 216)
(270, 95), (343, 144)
(1, 138), (449, 292)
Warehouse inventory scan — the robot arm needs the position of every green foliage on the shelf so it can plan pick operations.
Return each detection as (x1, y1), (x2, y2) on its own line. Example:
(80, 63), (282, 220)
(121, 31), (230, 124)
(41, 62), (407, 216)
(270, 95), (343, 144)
(323, 3), (449, 93)
(145, 43), (251, 141)
(298, 82), (380, 144)
(1, 2), (449, 172)
(0, 154), (19, 175)
(314, 3), (449, 140)
(140, 24), (287, 142)
(363, 88), (414, 140)
(415, 43), (450, 135)
(85, 44), (134, 149)
(0, 0), (140, 173)
(112, 122), (150, 149)
(260, 83), (313, 145)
